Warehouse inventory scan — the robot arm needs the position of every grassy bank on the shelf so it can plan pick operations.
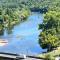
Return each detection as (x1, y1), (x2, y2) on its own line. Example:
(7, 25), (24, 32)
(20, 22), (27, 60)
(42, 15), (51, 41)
(38, 47), (60, 60)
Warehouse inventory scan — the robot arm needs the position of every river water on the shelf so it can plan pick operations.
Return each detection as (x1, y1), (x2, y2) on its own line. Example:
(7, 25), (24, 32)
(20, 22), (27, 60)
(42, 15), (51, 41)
(0, 12), (47, 55)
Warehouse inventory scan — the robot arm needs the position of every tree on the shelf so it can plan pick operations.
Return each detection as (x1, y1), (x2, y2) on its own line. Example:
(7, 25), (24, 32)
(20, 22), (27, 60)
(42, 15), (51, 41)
(39, 32), (59, 51)
(39, 11), (60, 51)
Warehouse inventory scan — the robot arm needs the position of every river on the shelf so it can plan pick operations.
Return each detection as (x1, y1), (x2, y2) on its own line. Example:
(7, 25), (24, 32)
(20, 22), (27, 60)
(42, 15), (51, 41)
(0, 12), (47, 55)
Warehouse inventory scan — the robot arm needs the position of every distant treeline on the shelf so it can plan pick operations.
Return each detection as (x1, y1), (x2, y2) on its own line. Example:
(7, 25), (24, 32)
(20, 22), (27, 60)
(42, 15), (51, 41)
(0, 0), (60, 9)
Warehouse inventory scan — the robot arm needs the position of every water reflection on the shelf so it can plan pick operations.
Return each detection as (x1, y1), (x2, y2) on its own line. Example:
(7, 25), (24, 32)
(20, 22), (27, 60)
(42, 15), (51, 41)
(6, 26), (13, 34)
(0, 29), (4, 35)
(0, 24), (13, 35)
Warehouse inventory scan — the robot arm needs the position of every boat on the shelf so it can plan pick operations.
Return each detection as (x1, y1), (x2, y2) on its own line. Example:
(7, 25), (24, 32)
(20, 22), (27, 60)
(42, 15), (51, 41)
(0, 39), (8, 46)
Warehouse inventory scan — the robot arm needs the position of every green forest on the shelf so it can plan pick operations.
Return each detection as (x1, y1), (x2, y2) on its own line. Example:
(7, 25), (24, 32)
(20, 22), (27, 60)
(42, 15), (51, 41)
(0, 0), (60, 60)
(0, 0), (60, 29)
(38, 0), (60, 51)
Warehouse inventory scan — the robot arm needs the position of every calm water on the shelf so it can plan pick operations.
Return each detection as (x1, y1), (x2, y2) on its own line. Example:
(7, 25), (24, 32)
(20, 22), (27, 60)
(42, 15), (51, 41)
(0, 12), (47, 55)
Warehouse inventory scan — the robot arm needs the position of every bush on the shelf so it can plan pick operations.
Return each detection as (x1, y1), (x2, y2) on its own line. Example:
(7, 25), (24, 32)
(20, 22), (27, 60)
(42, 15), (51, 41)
(44, 54), (55, 60)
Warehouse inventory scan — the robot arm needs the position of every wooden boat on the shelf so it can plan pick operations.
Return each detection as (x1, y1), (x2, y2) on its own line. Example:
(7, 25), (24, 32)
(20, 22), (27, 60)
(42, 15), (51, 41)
(0, 39), (8, 46)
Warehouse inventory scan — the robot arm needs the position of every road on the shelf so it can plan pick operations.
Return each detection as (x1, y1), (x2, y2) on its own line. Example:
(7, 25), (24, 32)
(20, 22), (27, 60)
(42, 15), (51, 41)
(0, 52), (44, 60)
(21, 58), (42, 60)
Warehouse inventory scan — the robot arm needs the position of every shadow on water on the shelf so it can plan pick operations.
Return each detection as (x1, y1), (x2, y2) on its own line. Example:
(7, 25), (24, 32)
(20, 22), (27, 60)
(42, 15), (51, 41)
(0, 12), (47, 55)
(0, 29), (4, 36)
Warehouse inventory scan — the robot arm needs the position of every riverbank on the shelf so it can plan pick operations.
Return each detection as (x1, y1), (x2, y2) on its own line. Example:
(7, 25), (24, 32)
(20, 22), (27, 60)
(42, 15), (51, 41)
(38, 47), (60, 60)
(0, 8), (30, 30)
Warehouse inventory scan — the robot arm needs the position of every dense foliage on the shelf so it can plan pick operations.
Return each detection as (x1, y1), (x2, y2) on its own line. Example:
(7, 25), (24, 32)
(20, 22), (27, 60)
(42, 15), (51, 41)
(0, 0), (30, 30)
(39, 10), (60, 51)
(0, 0), (60, 10)
(37, 0), (60, 51)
